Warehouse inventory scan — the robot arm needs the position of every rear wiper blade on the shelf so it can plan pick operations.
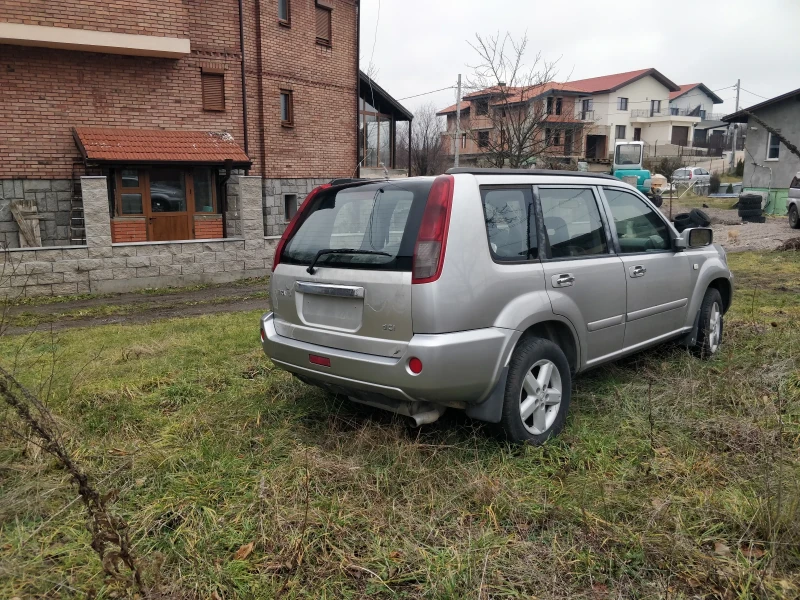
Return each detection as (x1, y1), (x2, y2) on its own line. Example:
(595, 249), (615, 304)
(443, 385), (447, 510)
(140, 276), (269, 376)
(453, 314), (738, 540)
(306, 248), (391, 274)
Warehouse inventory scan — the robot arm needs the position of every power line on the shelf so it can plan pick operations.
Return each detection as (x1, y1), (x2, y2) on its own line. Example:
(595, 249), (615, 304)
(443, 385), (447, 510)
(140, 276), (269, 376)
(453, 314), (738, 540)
(398, 86), (456, 101)
(741, 87), (769, 100)
(713, 84), (737, 92)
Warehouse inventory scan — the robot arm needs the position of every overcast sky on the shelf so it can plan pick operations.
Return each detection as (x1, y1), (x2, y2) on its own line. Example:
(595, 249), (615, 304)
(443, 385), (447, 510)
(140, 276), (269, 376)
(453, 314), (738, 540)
(359, 0), (800, 118)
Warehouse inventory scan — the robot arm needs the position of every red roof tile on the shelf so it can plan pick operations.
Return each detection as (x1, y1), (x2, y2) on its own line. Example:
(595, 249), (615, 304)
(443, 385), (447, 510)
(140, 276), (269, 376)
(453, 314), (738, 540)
(73, 128), (251, 166)
(567, 68), (679, 93)
(437, 82), (585, 115)
(670, 83), (700, 100)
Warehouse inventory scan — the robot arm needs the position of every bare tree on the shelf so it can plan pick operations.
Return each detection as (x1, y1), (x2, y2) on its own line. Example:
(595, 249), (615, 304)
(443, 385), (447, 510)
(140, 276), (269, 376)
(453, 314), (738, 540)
(464, 32), (581, 169)
(397, 103), (448, 176)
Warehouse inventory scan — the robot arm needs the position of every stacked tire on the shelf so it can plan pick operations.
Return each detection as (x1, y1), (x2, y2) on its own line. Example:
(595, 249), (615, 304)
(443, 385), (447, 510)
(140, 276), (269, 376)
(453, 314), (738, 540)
(738, 193), (765, 223)
(673, 208), (711, 233)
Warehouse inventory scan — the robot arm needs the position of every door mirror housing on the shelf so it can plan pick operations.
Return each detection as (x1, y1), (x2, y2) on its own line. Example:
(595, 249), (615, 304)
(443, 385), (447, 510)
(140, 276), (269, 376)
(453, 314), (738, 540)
(687, 227), (713, 248)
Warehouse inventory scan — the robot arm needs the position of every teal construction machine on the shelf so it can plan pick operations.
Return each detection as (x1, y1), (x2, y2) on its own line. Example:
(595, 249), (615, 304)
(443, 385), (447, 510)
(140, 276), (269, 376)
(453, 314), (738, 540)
(612, 141), (663, 207)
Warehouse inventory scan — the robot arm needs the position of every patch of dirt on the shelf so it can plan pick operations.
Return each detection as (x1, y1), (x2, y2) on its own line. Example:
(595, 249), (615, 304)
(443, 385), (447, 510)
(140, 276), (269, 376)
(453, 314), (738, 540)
(660, 207), (796, 252)
(3, 283), (270, 335)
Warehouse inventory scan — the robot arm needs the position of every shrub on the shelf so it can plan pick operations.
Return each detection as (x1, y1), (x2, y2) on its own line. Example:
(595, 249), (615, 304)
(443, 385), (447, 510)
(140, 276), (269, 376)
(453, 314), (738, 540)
(736, 158), (744, 177)
(726, 183), (734, 193)
(709, 172), (721, 194)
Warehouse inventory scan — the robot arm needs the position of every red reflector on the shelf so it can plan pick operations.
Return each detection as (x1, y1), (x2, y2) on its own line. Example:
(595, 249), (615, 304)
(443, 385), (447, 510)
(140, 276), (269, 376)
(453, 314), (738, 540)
(309, 354), (331, 367)
(260, 328), (265, 343)
(408, 357), (423, 374)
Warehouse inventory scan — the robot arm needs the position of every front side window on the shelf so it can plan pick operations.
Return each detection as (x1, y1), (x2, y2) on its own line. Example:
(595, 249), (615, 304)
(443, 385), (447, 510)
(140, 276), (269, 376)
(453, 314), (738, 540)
(538, 188), (608, 258)
(767, 132), (780, 160)
(618, 97), (628, 110)
(791, 175), (800, 189)
(603, 187), (671, 253)
(615, 144), (642, 166)
(481, 188), (537, 260)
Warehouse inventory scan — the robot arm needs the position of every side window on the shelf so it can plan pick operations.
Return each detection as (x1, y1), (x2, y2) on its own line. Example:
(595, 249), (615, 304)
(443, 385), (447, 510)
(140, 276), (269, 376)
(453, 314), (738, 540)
(791, 176), (800, 189)
(603, 187), (672, 253)
(481, 188), (537, 261)
(538, 188), (608, 258)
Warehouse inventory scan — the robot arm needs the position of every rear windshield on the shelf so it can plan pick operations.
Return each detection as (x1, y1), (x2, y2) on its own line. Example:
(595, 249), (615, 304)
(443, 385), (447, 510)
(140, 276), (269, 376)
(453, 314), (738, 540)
(281, 180), (433, 271)
(674, 169), (690, 177)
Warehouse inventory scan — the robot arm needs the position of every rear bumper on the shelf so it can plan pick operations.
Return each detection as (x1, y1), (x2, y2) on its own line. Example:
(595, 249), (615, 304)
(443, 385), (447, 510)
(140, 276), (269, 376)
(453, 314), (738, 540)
(260, 313), (518, 405)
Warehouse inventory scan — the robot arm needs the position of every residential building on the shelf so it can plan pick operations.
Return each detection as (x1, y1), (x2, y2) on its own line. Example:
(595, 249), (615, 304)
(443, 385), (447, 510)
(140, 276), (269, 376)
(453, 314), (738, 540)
(668, 84), (726, 147)
(437, 83), (591, 166)
(723, 87), (800, 214)
(0, 0), (359, 248)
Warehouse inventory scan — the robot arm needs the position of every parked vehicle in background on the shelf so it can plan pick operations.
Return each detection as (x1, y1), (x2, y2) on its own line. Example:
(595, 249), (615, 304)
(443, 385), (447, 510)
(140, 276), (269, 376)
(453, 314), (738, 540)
(672, 167), (711, 186)
(261, 169), (734, 444)
(611, 141), (663, 207)
(789, 172), (800, 229)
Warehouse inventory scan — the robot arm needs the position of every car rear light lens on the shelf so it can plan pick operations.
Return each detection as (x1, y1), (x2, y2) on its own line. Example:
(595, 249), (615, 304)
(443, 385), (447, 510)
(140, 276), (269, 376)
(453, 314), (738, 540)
(688, 171), (692, 179)
(272, 183), (332, 271)
(408, 357), (423, 374)
(412, 174), (454, 284)
(309, 354), (331, 367)
(260, 328), (265, 343)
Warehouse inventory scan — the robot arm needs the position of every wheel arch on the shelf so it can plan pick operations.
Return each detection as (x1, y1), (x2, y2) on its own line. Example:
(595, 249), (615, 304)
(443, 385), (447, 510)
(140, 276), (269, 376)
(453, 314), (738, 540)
(519, 319), (580, 374)
(708, 277), (732, 312)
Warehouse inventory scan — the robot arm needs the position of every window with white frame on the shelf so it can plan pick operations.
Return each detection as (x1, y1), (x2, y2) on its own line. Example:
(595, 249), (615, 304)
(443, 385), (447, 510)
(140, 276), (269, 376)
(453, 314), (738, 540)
(617, 97), (628, 110)
(767, 131), (780, 160)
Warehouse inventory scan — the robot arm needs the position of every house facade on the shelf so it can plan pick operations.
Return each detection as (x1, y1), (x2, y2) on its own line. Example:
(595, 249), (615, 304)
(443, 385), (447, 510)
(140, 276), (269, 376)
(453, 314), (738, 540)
(724, 87), (800, 214)
(0, 0), (359, 249)
(668, 84), (725, 148)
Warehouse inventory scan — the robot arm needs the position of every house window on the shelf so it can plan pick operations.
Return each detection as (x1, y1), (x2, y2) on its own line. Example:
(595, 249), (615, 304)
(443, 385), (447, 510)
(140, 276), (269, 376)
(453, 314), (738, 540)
(476, 99), (489, 116)
(545, 128), (551, 144)
(581, 98), (593, 119)
(284, 194), (298, 221)
(202, 73), (225, 111)
(618, 97), (628, 110)
(477, 131), (489, 148)
(699, 109), (706, 119)
(280, 90), (294, 126)
(500, 128), (507, 146)
(615, 125), (626, 139)
(553, 131), (561, 145)
(461, 133), (467, 148)
(555, 97), (562, 116)
(119, 168), (144, 215)
(547, 97), (553, 115)
(315, 4), (332, 46)
(650, 99), (661, 116)
(767, 131), (780, 160)
(278, 0), (290, 24)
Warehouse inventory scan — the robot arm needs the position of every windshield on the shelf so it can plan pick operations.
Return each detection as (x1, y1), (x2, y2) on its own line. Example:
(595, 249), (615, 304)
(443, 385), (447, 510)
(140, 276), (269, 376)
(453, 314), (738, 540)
(615, 144), (642, 166)
(281, 180), (433, 271)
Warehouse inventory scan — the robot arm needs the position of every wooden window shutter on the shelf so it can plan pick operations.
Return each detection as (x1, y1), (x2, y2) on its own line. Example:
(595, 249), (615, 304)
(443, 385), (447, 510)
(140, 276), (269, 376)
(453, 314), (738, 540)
(202, 73), (225, 111)
(315, 5), (331, 44)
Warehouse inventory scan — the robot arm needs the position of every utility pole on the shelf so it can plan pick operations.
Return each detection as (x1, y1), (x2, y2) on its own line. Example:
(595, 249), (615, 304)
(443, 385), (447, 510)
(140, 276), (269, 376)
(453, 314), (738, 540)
(729, 79), (740, 173)
(454, 74), (462, 168)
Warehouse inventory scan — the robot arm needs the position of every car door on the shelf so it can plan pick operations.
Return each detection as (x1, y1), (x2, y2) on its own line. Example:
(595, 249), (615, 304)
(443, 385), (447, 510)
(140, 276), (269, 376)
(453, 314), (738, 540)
(536, 186), (626, 366)
(600, 186), (691, 350)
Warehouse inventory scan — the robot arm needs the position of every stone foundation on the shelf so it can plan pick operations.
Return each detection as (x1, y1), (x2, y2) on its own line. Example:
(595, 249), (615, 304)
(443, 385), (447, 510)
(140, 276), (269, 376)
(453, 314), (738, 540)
(0, 179), (73, 248)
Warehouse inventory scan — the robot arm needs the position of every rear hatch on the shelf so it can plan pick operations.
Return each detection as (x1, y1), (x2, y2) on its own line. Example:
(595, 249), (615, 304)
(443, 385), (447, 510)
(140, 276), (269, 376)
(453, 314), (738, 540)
(270, 179), (435, 358)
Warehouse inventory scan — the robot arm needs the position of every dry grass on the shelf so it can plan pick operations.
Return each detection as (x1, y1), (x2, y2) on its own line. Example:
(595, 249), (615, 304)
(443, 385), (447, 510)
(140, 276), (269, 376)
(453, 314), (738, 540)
(0, 252), (798, 598)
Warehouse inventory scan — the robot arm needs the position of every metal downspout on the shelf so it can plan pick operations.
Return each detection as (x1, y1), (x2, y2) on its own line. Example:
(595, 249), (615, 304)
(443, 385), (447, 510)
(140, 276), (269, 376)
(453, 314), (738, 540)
(238, 0), (250, 173)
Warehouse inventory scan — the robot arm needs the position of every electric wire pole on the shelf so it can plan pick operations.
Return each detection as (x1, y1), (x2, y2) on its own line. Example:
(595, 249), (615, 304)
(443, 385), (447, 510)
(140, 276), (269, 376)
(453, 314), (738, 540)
(454, 74), (462, 168)
(730, 79), (740, 173)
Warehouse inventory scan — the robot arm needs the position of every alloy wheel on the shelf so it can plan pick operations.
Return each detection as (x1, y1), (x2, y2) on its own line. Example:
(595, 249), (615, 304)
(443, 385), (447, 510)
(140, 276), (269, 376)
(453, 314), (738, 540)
(519, 359), (563, 435)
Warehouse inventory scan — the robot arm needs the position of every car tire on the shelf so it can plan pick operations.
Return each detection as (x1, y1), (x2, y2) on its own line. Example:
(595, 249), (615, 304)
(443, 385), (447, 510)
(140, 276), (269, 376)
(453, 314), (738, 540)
(789, 205), (800, 229)
(499, 337), (571, 444)
(689, 208), (711, 227)
(738, 196), (761, 210)
(692, 287), (724, 359)
(673, 213), (692, 232)
(738, 208), (763, 218)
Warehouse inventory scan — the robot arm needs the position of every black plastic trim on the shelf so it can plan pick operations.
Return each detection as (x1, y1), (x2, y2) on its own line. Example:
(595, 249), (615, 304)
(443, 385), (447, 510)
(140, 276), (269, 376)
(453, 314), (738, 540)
(447, 167), (618, 181)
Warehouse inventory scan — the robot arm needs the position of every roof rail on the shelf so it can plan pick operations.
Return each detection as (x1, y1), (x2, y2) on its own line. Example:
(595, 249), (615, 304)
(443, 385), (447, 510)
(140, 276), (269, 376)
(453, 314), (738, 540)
(446, 167), (617, 181)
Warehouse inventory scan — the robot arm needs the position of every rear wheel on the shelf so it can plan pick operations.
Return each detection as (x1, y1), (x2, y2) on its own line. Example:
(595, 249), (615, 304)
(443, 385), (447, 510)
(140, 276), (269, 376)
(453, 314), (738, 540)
(500, 337), (571, 444)
(692, 287), (724, 359)
(789, 205), (800, 229)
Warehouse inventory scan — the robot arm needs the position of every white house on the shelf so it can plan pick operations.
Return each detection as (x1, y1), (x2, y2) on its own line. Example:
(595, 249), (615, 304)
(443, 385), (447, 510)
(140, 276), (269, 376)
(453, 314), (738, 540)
(669, 83), (726, 147)
(568, 68), (702, 158)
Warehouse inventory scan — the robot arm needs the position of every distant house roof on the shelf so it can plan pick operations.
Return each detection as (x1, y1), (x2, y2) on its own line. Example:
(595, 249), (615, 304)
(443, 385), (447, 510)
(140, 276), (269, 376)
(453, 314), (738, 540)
(437, 82), (586, 115)
(723, 87), (800, 123)
(694, 120), (728, 131)
(73, 128), (251, 167)
(670, 83), (724, 104)
(359, 71), (413, 121)
(567, 68), (680, 94)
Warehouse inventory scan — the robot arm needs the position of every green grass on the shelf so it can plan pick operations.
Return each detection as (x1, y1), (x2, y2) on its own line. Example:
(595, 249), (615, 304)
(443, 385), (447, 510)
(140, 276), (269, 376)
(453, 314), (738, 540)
(0, 254), (799, 598)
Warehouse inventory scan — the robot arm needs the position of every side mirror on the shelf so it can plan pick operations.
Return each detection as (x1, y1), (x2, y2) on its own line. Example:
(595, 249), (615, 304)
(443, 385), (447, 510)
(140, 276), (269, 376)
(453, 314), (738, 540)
(686, 227), (713, 248)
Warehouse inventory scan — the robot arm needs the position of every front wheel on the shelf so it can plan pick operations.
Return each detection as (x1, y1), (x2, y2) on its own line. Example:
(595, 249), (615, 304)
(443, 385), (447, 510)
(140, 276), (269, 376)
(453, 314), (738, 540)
(500, 337), (572, 444)
(692, 287), (724, 359)
(789, 205), (800, 229)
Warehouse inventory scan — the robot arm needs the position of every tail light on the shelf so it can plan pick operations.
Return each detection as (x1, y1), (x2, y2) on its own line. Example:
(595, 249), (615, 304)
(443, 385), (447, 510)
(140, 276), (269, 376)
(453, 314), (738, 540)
(412, 174), (454, 284)
(272, 183), (332, 271)
(688, 171), (693, 179)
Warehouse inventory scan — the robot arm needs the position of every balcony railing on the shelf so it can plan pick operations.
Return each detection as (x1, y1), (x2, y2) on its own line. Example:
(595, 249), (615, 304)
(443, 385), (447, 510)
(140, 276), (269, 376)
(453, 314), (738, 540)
(578, 110), (594, 121)
(631, 107), (705, 118)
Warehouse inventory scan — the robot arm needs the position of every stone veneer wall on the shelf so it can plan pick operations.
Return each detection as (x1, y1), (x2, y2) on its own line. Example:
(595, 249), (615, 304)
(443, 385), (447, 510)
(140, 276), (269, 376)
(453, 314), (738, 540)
(0, 179), (73, 248)
(262, 178), (330, 237)
(0, 176), (276, 297)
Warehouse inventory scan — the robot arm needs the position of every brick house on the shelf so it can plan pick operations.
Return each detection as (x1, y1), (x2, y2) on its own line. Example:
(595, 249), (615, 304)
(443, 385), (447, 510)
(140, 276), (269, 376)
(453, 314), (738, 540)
(0, 0), (359, 249)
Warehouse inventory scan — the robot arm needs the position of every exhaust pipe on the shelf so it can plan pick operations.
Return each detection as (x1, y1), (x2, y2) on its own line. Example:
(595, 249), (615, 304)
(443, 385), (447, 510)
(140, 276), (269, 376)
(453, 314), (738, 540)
(347, 395), (447, 426)
(411, 405), (447, 427)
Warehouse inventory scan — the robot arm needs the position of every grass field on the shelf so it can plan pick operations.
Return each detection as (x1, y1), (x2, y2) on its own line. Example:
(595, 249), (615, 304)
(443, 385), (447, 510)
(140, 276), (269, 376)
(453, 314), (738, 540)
(1, 252), (799, 598)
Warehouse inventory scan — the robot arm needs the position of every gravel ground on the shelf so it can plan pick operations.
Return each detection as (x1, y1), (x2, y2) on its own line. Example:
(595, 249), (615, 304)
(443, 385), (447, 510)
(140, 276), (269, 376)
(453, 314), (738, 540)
(661, 207), (798, 252)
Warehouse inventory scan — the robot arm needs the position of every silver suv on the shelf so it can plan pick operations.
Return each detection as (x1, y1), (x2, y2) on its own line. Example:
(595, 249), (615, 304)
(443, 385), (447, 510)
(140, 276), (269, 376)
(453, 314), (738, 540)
(261, 169), (733, 444)
(789, 172), (800, 229)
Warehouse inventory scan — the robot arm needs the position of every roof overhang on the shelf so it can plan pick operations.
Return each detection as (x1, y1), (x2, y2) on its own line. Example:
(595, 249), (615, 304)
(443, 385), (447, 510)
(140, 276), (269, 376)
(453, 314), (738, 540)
(359, 71), (413, 121)
(723, 87), (800, 123)
(73, 128), (252, 168)
(671, 83), (724, 104)
(0, 22), (190, 58)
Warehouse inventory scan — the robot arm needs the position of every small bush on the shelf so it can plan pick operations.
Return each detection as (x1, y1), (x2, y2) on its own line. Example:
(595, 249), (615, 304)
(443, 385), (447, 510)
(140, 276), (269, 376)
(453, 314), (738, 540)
(709, 172), (721, 193)
(736, 158), (744, 177)
(726, 183), (734, 193)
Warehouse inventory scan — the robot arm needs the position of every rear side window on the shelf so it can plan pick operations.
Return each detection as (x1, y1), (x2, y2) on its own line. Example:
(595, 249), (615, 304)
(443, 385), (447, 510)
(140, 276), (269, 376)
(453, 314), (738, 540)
(538, 188), (608, 258)
(281, 180), (432, 271)
(675, 169), (689, 177)
(481, 188), (537, 260)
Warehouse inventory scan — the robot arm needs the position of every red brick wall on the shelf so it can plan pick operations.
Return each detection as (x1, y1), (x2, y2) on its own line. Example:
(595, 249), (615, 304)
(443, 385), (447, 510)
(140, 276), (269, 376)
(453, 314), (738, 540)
(0, 0), (357, 180)
(194, 216), (223, 239)
(111, 218), (147, 243)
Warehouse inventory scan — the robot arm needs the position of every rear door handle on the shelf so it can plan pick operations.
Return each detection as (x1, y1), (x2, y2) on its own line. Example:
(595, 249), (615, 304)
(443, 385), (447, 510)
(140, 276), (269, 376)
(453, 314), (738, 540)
(551, 273), (575, 288)
(629, 265), (647, 278)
